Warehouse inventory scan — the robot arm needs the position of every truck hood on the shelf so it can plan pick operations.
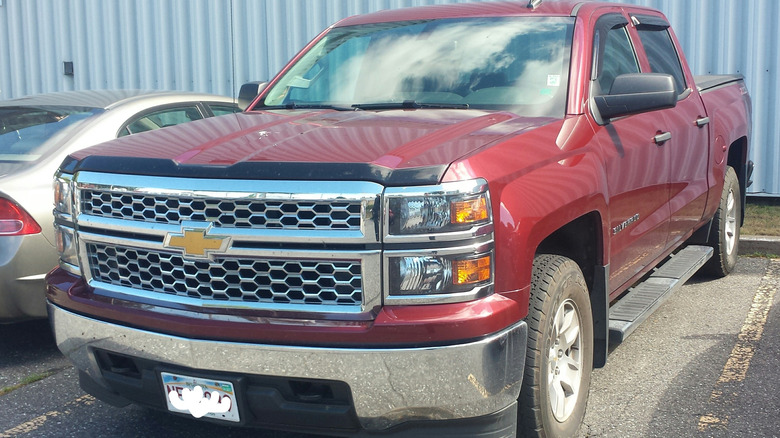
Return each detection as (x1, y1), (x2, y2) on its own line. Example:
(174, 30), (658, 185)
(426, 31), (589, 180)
(64, 109), (556, 185)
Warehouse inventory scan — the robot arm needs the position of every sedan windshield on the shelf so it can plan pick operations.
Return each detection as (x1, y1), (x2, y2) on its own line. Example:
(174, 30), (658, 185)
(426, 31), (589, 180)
(0, 106), (102, 162)
(261, 17), (574, 117)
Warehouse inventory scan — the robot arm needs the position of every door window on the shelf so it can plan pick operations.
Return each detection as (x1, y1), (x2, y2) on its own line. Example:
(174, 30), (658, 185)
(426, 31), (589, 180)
(208, 104), (241, 116)
(120, 106), (203, 137)
(635, 25), (687, 95)
(596, 25), (640, 94)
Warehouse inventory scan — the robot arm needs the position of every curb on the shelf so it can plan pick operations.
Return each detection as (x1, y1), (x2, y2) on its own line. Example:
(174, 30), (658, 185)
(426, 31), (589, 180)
(740, 235), (780, 255)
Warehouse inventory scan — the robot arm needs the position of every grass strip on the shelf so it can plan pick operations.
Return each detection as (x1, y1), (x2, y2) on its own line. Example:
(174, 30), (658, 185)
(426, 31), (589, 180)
(744, 201), (780, 237)
(0, 370), (57, 397)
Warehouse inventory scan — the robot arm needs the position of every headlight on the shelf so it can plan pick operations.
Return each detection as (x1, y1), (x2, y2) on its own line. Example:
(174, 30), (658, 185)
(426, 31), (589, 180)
(386, 179), (491, 237)
(386, 249), (494, 305)
(396, 256), (452, 293)
(53, 174), (73, 216)
(384, 179), (494, 304)
(389, 252), (492, 296)
(55, 223), (80, 273)
(53, 173), (79, 273)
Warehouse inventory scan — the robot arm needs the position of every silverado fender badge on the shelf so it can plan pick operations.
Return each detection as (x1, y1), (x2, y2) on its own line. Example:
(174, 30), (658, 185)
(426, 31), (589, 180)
(612, 214), (640, 236)
(164, 221), (231, 260)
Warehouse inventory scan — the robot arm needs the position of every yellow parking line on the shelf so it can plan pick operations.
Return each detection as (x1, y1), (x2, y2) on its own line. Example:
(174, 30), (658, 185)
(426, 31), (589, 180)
(0, 395), (95, 437)
(697, 259), (779, 432)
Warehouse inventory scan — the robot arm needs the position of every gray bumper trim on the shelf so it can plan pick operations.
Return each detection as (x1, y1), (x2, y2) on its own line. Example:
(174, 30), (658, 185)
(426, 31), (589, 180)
(50, 303), (526, 431)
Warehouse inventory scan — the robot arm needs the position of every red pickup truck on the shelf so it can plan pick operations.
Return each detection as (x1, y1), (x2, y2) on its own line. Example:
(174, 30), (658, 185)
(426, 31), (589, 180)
(48, 1), (752, 437)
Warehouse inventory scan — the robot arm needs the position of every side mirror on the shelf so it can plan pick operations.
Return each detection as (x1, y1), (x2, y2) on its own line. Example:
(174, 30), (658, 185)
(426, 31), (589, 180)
(594, 73), (676, 121)
(238, 81), (269, 110)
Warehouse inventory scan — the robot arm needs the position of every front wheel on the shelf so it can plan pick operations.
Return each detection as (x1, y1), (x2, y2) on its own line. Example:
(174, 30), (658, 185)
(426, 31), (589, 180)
(704, 166), (741, 277)
(518, 255), (593, 438)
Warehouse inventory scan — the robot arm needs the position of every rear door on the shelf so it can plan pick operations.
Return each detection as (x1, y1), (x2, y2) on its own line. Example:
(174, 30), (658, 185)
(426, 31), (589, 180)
(632, 14), (710, 245)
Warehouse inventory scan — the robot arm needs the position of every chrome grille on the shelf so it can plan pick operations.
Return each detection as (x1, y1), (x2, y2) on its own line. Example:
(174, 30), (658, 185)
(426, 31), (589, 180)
(80, 190), (362, 230)
(87, 243), (363, 306)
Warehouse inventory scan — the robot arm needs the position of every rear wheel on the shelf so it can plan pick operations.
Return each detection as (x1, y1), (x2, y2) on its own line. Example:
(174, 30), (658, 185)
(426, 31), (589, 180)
(704, 166), (740, 277)
(518, 255), (593, 438)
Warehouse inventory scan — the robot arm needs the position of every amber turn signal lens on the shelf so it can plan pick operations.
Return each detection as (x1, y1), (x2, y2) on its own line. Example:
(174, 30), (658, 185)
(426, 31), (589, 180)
(454, 255), (491, 285)
(451, 195), (488, 224)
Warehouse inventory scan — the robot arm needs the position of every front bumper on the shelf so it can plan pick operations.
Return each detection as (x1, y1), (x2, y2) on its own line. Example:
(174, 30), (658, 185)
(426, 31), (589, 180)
(51, 303), (526, 433)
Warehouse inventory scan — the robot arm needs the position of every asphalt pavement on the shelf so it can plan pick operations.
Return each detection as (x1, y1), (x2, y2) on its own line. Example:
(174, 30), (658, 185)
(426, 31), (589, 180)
(1, 254), (778, 437)
(581, 256), (780, 437)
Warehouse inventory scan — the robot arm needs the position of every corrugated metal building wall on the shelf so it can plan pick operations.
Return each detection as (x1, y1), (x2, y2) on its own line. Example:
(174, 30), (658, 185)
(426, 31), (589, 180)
(621, 0), (779, 196)
(0, 0), (777, 194)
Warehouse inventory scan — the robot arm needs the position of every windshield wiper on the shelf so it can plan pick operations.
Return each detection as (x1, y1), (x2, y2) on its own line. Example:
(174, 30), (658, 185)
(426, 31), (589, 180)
(352, 100), (469, 110)
(261, 102), (357, 111)
(260, 100), (469, 111)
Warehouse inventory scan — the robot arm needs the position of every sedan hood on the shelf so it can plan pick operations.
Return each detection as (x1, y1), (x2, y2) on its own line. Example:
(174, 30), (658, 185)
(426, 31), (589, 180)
(65, 109), (556, 185)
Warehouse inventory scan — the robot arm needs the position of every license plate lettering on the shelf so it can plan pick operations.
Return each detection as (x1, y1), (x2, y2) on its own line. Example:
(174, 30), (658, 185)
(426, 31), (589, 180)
(161, 372), (240, 422)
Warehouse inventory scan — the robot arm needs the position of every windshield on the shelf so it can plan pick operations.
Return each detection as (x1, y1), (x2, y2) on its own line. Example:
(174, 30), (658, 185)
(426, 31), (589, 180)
(0, 106), (102, 163)
(260, 17), (574, 117)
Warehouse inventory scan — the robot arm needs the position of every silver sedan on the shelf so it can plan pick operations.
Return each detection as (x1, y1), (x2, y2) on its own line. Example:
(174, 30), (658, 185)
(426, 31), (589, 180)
(0, 90), (240, 322)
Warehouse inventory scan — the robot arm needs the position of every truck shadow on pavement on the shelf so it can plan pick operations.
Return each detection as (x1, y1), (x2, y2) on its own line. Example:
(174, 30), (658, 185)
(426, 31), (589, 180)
(0, 319), (69, 387)
(0, 319), (59, 362)
(645, 335), (738, 437)
(647, 292), (780, 437)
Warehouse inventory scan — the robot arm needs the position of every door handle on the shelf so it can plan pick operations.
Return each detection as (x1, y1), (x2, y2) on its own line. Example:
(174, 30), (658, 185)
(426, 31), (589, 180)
(654, 132), (672, 144)
(695, 117), (710, 127)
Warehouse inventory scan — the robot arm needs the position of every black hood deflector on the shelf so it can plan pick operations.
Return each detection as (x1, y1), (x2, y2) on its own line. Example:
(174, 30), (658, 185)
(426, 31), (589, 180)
(60, 155), (447, 187)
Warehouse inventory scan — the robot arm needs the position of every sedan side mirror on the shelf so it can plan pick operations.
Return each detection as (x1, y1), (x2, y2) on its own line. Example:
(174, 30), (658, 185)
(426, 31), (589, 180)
(238, 81), (269, 110)
(594, 73), (677, 121)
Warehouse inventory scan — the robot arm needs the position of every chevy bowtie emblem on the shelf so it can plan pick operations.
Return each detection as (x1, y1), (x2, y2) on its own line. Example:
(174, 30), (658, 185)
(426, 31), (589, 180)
(163, 222), (231, 260)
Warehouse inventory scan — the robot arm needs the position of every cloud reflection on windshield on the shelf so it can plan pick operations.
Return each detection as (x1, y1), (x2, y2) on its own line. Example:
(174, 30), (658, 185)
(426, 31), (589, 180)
(268, 18), (572, 117)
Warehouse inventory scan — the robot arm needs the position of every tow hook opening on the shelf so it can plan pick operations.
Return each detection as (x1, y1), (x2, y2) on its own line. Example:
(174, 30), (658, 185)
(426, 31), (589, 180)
(289, 380), (336, 403)
(96, 351), (141, 379)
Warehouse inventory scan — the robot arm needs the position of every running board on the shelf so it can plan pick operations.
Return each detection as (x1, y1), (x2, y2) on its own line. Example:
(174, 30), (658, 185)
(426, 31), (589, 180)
(608, 245), (713, 344)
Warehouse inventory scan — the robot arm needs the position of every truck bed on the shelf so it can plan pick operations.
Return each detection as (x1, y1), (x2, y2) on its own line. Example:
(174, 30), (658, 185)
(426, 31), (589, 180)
(695, 74), (744, 93)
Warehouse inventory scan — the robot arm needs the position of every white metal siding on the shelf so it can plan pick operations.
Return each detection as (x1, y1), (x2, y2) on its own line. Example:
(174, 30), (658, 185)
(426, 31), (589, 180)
(618, 0), (779, 196)
(0, 0), (486, 99)
(0, 0), (777, 194)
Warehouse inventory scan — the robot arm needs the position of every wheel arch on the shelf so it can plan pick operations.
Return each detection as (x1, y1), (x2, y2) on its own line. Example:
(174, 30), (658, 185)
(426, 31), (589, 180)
(493, 176), (610, 367)
(533, 211), (610, 368)
(534, 212), (604, 290)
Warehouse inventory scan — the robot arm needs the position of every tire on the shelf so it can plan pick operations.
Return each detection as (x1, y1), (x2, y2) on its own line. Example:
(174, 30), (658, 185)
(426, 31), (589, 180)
(703, 166), (741, 277)
(518, 255), (593, 438)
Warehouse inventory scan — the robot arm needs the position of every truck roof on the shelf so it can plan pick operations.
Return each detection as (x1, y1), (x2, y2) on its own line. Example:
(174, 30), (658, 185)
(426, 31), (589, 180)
(334, 1), (667, 27)
(335, 1), (589, 26)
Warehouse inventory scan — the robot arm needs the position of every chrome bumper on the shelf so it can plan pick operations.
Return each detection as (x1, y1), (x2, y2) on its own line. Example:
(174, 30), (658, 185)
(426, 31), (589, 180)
(50, 303), (526, 431)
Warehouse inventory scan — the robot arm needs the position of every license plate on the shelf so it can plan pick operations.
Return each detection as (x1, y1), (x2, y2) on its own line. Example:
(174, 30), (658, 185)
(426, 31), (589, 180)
(161, 372), (240, 422)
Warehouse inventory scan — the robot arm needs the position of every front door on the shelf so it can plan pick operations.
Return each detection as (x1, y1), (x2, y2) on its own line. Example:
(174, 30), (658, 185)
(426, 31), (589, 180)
(589, 13), (671, 294)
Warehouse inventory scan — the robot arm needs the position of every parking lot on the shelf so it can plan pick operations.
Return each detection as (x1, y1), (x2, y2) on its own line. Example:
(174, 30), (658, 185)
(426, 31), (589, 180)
(1, 256), (778, 438)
